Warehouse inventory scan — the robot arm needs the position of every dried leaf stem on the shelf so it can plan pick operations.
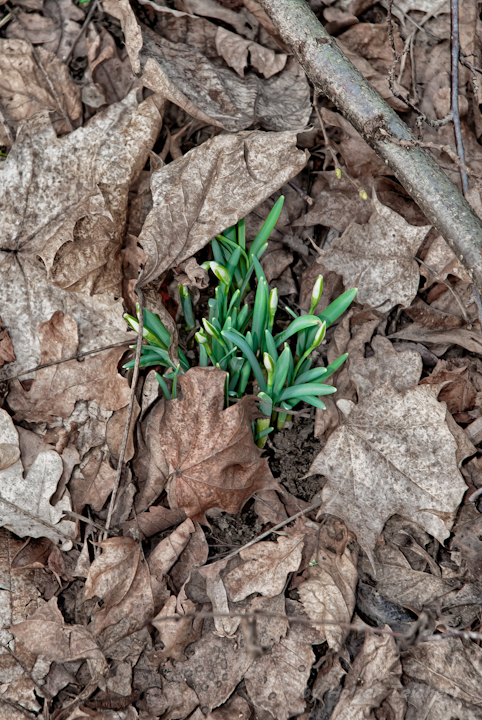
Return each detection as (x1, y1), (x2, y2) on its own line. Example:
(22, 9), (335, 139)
(103, 284), (144, 537)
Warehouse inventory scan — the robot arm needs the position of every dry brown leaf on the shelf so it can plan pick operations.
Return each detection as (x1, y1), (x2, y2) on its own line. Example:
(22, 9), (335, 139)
(224, 534), (304, 601)
(215, 26), (286, 78)
(7, 312), (131, 423)
(0, 528), (50, 716)
(84, 536), (154, 636)
(165, 627), (253, 715)
(70, 453), (117, 514)
(320, 194), (430, 312)
(293, 173), (373, 233)
(0, 315), (16, 367)
(330, 629), (406, 719)
(420, 234), (471, 288)
(308, 383), (467, 560)
(389, 324), (482, 355)
(12, 596), (106, 664)
(298, 541), (357, 650)
(150, 591), (199, 663)
(102, 0), (142, 73)
(142, 367), (277, 522)
(184, 0), (258, 38)
(0, 39), (81, 146)
(169, 520), (209, 592)
(405, 681), (482, 720)
(403, 637), (482, 706)
(189, 694), (251, 720)
(404, 297), (465, 330)
(420, 359), (477, 416)
(349, 335), (422, 398)
(139, 25), (310, 132)
(244, 622), (316, 720)
(0, 408), (76, 545)
(338, 22), (404, 75)
(199, 558), (241, 637)
(138, 130), (306, 285)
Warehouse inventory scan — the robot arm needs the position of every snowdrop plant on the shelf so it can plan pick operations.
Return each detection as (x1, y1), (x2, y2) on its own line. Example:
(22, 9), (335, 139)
(124, 197), (357, 446)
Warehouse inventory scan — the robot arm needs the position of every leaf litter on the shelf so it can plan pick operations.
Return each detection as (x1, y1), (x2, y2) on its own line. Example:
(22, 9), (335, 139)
(1, 0), (482, 717)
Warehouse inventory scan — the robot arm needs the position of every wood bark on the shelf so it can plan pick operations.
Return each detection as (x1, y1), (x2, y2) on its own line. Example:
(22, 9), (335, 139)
(257, 0), (482, 290)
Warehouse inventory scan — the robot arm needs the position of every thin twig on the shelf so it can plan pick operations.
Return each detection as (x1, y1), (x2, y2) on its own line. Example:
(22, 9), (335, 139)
(103, 285), (144, 537)
(1, 339), (132, 382)
(205, 497), (322, 565)
(287, 180), (313, 205)
(61, 510), (109, 532)
(451, 0), (469, 194)
(64, 0), (99, 65)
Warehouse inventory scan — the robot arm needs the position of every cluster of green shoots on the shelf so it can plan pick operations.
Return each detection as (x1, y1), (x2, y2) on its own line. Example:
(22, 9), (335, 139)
(124, 197), (356, 446)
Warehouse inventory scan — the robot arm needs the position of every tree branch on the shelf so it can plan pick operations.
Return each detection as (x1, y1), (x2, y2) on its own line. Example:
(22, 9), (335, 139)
(257, 0), (482, 290)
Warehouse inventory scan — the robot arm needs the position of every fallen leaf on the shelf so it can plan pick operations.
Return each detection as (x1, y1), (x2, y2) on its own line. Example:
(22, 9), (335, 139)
(138, 129), (306, 285)
(215, 26), (286, 78)
(404, 297), (465, 330)
(224, 534), (304, 602)
(320, 194), (430, 312)
(7, 312), (131, 423)
(349, 335), (422, 398)
(338, 22), (404, 75)
(420, 359), (477, 416)
(199, 558), (242, 638)
(293, 172), (373, 233)
(84, 536), (154, 636)
(389, 324), (482, 355)
(189, 694), (251, 720)
(0, 316), (16, 367)
(0, 39), (82, 145)
(405, 680), (482, 720)
(308, 384), (467, 560)
(165, 627), (253, 715)
(145, 367), (277, 523)
(150, 591), (199, 663)
(0, 528), (49, 716)
(103, 0), (143, 73)
(403, 636), (482, 706)
(70, 452), (117, 514)
(0, 408), (75, 545)
(122, 505), (186, 539)
(244, 622), (316, 720)
(184, 0), (258, 39)
(330, 629), (406, 719)
(12, 596), (106, 664)
(420, 234), (471, 288)
(452, 513), (482, 578)
(298, 540), (357, 650)
(169, 520), (209, 592)
(247, 592), (289, 648)
(356, 582), (414, 633)
(139, 24), (310, 133)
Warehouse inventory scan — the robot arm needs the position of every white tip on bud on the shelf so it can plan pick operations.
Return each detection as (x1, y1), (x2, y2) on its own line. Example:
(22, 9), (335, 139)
(309, 275), (323, 314)
(263, 352), (275, 374)
(210, 261), (231, 285)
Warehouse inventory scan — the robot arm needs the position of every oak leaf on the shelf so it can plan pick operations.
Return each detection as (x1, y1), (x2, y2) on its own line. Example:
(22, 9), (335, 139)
(155, 367), (277, 522)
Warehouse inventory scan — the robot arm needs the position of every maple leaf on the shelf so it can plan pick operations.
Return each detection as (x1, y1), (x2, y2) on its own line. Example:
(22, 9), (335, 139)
(309, 383), (467, 562)
(155, 367), (278, 522)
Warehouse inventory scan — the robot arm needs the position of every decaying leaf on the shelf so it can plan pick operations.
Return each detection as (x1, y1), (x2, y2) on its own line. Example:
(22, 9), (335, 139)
(0, 39), (82, 145)
(308, 384), (467, 559)
(199, 558), (242, 638)
(0, 408), (75, 545)
(12, 596), (106, 664)
(7, 312), (131, 423)
(0, 315), (16, 367)
(215, 26), (287, 78)
(150, 590), (199, 664)
(330, 629), (406, 719)
(349, 335), (422, 398)
(165, 628), (253, 715)
(144, 367), (277, 522)
(320, 194), (430, 311)
(244, 621), (316, 720)
(138, 130), (306, 285)
(83, 536), (154, 636)
(224, 534), (304, 601)
(298, 539), (357, 650)
(405, 680), (482, 720)
(403, 636), (482, 706)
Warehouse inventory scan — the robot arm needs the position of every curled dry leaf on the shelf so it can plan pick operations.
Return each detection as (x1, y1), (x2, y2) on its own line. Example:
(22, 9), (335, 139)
(389, 324), (482, 355)
(12, 596), (106, 664)
(0, 39), (82, 145)
(405, 681), (482, 720)
(215, 26), (287, 78)
(298, 541), (357, 651)
(403, 636), (482, 706)
(147, 367), (277, 522)
(320, 195), (430, 312)
(0, 315), (16, 367)
(223, 534), (304, 602)
(330, 629), (406, 719)
(150, 591), (199, 664)
(7, 312), (131, 423)
(83, 536), (154, 636)
(199, 558), (242, 638)
(308, 384), (467, 561)
(244, 622), (317, 720)
(138, 130), (306, 285)
(0, 91), (163, 379)
(0, 408), (75, 545)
